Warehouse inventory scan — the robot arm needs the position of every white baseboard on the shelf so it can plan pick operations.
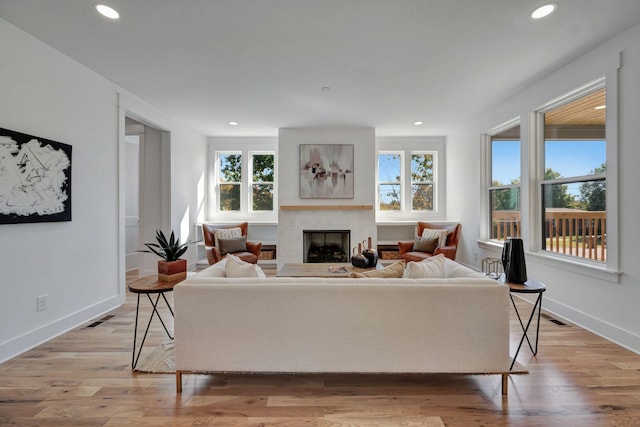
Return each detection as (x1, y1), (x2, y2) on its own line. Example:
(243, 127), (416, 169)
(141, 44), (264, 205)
(0, 294), (124, 364)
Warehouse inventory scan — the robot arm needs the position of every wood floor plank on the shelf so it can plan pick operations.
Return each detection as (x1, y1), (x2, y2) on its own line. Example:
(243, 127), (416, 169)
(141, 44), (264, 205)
(2, 273), (640, 426)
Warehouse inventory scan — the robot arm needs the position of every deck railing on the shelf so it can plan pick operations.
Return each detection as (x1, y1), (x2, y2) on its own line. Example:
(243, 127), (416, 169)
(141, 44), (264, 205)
(491, 210), (606, 262)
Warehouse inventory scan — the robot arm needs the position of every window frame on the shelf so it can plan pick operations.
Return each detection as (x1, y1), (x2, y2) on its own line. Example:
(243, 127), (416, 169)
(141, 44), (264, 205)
(481, 117), (522, 243)
(216, 151), (242, 212)
(248, 150), (276, 213)
(535, 79), (610, 266)
(375, 137), (446, 222)
(376, 150), (404, 212)
(410, 151), (437, 213)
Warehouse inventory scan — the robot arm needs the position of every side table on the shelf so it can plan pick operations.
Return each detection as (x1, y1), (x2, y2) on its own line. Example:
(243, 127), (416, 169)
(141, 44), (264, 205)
(128, 275), (184, 369)
(503, 278), (546, 371)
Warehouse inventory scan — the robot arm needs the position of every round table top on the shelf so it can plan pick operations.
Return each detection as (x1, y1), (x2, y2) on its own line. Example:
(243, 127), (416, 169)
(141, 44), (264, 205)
(503, 278), (547, 294)
(127, 275), (182, 294)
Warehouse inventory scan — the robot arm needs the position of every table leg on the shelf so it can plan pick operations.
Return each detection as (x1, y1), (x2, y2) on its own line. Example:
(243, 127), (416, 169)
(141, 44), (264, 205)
(510, 293), (543, 371)
(131, 291), (174, 369)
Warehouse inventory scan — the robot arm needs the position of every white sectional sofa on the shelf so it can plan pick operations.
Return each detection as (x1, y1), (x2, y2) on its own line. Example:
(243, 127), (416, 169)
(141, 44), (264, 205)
(174, 258), (511, 394)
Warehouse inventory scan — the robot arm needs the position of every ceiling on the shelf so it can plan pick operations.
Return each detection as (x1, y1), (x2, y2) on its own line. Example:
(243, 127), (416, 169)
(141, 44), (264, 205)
(1, 1), (639, 137)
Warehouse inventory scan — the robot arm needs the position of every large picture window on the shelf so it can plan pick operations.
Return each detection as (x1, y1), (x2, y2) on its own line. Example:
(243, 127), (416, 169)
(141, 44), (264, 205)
(541, 87), (606, 262)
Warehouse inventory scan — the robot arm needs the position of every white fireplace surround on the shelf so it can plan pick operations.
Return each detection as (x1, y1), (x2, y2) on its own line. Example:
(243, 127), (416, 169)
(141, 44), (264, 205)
(278, 208), (375, 269)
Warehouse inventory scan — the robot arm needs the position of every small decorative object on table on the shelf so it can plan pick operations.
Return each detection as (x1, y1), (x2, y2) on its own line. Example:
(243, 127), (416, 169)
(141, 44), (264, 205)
(362, 237), (378, 267)
(351, 242), (369, 268)
(140, 229), (191, 282)
(501, 237), (527, 284)
(482, 257), (502, 279)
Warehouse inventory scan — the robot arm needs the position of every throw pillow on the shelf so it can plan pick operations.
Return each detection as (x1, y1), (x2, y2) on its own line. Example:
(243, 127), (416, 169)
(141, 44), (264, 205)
(413, 236), (438, 253)
(218, 236), (247, 255)
(196, 258), (227, 277)
(403, 254), (446, 278)
(213, 227), (242, 248)
(225, 254), (266, 278)
(421, 228), (449, 248)
(351, 260), (405, 278)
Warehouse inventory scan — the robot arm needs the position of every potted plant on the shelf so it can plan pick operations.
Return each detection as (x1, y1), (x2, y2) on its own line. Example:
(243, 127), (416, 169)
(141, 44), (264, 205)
(142, 229), (190, 282)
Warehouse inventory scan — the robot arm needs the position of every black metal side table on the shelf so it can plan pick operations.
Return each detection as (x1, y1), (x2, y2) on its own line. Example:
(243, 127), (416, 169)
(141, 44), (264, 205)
(128, 275), (183, 369)
(502, 278), (547, 371)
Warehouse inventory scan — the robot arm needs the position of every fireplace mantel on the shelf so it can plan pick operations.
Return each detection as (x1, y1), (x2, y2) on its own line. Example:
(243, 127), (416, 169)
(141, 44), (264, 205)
(280, 205), (373, 211)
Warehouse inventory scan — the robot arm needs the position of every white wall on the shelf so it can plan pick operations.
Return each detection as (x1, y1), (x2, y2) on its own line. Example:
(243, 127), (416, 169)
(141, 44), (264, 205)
(447, 22), (640, 353)
(277, 127), (376, 267)
(0, 18), (207, 361)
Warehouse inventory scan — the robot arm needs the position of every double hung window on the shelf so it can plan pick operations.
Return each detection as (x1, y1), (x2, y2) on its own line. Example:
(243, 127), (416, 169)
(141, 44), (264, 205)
(540, 87), (607, 262)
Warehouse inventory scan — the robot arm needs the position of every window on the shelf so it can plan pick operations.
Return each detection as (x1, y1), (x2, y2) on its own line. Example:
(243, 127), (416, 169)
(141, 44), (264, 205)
(376, 137), (446, 220)
(540, 87), (606, 262)
(213, 149), (276, 215)
(250, 152), (274, 211)
(488, 124), (521, 241)
(217, 152), (241, 211)
(377, 151), (402, 211)
(411, 152), (436, 211)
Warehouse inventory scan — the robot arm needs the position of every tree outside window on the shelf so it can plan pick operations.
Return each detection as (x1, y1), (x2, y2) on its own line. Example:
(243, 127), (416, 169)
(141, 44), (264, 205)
(411, 152), (435, 211)
(251, 153), (274, 211)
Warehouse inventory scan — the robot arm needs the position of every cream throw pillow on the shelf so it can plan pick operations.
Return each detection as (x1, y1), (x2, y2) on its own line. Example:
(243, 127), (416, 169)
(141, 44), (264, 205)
(403, 254), (446, 278)
(225, 254), (266, 278)
(421, 228), (449, 248)
(214, 227), (242, 248)
(351, 261), (405, 278)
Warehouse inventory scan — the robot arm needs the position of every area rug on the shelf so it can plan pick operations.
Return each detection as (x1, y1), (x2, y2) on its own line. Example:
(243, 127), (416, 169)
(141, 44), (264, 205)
(134, 342), (528, 375)
(134, 341), (175, 373)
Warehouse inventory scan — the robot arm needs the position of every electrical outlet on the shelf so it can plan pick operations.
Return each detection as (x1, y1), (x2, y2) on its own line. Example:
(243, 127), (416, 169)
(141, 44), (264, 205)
(36, 294), (48, 312)
(473, 251), (479, 261)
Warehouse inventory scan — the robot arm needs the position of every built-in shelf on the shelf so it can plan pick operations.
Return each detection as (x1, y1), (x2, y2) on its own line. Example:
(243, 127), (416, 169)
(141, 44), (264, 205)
(280, 205), (373, 211)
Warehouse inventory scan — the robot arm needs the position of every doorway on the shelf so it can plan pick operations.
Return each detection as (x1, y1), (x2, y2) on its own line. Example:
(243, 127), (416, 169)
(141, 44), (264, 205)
(124, 116), (171, 276)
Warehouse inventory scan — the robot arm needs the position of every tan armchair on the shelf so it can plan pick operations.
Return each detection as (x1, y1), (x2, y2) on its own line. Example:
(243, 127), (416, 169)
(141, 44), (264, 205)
(202, 222), (262, 265)
(398, 222), (461, 262)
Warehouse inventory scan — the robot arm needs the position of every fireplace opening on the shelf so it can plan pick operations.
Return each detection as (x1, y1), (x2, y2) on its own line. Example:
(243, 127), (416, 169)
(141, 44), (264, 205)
(303, 230), (350, 263)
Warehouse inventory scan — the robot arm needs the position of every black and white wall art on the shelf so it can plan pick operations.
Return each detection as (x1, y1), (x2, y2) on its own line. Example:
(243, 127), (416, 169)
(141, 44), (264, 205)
(0, 127), (72, 224)
(300, 144), (354, 199)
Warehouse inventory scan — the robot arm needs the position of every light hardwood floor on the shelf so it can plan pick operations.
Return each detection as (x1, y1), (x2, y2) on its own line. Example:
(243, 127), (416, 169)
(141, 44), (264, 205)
(2, 272), (640, 426)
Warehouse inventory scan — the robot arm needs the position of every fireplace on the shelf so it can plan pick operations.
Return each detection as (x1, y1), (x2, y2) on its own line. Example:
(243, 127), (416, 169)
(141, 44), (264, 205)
(303, 230), (350, 263)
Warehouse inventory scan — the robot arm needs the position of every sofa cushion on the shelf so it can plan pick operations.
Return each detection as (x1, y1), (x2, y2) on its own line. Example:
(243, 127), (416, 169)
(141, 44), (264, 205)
(421, 228), (449, 248)
(351, 260), (405, 278)
(413, 236), (438, 252)
(404, 254), (446, 278)
(218, 236), (247, 255)
(225, 254), (266, 278)
(214, 227), (242, 248)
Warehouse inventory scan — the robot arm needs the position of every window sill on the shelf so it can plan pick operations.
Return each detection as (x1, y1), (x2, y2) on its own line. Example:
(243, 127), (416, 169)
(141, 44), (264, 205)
(476, 240), (621, 283)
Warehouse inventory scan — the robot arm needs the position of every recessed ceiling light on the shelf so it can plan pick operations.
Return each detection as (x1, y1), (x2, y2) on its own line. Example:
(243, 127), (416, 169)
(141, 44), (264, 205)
(414, 121), (424, 126)
(321, 86), (331, 92)
(531, 3), (557, 19)
(594, 105), (606, 110)
(229, 121), (239, 126)
(95, 4), (120, 19)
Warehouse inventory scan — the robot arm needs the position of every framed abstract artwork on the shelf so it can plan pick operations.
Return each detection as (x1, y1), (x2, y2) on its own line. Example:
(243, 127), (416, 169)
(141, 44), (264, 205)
(0, 127), (72, 224)
(299, 144), (353, 199)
